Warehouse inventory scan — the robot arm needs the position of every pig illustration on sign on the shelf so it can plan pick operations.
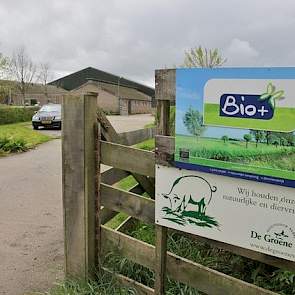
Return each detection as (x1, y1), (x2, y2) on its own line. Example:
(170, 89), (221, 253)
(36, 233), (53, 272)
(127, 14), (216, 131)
(161, 175), (219, 228)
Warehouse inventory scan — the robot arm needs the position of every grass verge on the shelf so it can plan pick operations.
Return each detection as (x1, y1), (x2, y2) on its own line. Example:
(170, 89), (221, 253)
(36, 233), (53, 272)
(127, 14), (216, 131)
(105, 221), (295, 294)
(0, 122), (52, 156)
(40, 269), (135, 295)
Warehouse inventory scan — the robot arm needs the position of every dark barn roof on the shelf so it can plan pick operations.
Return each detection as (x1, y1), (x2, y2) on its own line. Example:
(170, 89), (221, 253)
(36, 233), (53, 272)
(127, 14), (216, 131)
(49, 67), (155, 97)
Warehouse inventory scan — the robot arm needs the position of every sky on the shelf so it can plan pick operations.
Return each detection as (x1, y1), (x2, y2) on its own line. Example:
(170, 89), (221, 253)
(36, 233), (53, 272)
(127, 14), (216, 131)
(1, 0), (295, 87)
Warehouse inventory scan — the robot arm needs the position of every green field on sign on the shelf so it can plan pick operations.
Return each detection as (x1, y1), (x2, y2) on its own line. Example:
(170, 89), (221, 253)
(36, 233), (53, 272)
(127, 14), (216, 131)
(175, 135), (295, 180)
(204, 104), (295, 132)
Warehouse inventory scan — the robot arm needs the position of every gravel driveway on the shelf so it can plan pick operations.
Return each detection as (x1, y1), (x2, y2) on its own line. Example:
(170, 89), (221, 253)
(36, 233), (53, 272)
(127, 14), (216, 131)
(0, 114), (154, 295)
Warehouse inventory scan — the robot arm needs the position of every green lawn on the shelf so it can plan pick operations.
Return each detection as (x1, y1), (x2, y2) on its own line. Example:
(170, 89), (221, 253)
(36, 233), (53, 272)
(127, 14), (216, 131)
(204, 103), (295, 132)
(0, 122), (52, 156)
(134, 138), (155, 151)
(176, 135), (295, 180)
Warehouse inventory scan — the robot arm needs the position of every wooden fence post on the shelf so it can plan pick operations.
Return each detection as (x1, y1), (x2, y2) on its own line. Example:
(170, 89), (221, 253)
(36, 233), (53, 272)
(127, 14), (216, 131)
(154, 98), (171, 294)
(95, 122), (101, 266)
(62, 93), (98, 279)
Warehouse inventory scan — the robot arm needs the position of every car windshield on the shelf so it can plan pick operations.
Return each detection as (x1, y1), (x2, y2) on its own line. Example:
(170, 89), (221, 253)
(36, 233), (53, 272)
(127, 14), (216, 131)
(40, 105), (61, 112)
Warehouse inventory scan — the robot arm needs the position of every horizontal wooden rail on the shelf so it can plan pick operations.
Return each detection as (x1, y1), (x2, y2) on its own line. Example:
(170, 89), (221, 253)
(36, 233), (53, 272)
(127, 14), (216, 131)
(100, 141), (155, 177)
(101, 226), (276, 295)
(101, 168), (130, 185)
(101, 226), (277, 295)
(101, 183), (155, 224)
(100, 183), (145, 225)
(103, 267), (154, 295)
(119, 127), (155, 146)
(100, 168), (131, 225)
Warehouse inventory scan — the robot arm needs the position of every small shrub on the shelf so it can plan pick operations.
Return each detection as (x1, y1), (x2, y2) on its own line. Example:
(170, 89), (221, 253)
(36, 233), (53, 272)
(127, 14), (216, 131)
(0, 137), (28, 153)
(0, 137), (10, 149)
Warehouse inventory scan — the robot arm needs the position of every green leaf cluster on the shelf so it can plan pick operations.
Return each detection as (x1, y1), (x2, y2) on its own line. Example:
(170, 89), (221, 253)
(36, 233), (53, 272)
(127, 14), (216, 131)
(183, 46), (226, 68)
(259, 82), (284, 110)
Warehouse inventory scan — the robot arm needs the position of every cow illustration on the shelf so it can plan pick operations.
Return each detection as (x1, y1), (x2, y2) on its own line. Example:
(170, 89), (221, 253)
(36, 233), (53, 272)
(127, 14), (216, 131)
(162, 175), (217, 214)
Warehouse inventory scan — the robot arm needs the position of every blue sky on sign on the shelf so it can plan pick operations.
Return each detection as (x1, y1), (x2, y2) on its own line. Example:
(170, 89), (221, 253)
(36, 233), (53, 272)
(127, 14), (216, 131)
(175, 67), (295, 139)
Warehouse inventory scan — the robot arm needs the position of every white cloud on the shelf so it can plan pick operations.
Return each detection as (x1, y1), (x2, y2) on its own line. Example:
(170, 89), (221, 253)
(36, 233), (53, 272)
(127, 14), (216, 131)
(0, 0), (295, 84)
(226, 38), (259, 65)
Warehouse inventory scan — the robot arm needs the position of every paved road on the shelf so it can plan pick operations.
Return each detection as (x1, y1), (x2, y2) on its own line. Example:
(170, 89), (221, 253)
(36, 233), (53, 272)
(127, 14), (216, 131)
(0, 140), (63, 295)
(0, 114), (154, 295)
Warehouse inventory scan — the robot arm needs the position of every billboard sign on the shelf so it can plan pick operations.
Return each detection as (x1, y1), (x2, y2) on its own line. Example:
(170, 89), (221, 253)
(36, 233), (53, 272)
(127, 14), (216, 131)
(155, 165), (295, 261)
(174, 68), (295, 188)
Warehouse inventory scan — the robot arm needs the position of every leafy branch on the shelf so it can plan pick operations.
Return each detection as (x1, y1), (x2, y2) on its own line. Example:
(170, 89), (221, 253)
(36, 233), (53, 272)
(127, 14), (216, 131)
(259, 82), (284, 110)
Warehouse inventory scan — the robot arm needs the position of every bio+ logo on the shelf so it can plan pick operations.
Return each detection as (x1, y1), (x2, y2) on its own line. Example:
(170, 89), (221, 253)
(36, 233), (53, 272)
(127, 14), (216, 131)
(220, 82), (284, 120)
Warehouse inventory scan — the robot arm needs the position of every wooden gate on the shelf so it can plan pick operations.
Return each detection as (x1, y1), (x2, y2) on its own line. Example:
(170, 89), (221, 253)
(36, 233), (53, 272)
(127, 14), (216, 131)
(62, 71), (294, 295)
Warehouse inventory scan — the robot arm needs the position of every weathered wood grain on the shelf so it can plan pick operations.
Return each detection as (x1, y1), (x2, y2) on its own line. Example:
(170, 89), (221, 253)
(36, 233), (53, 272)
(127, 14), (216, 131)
(155, 69), (176, 101)
(155, 135), (174, 166)
(154, 95), (170, 295)
(154, 225), (167, 295)
(101, 226), (278, 295)
(156, 100), (170, 136)
(97, 107), (122, 143)
(132, 173), (155, 198)
(101, 168), (130, 185)
(119, 127), (155, 146)
(100, 141), (155, 177)
(101, 225), (155, 270)
(100, 183), (144, 225)
(95, 122), (101, 264)
(97, 109), (156, 196)
(100, 183), (155, 224)
(62, 93), (97, 278)
(102, 267), (155, 295)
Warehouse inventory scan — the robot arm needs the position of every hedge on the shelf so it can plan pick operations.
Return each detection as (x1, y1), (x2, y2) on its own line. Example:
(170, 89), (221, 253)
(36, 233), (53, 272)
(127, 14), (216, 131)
(0, 105), (40, 125)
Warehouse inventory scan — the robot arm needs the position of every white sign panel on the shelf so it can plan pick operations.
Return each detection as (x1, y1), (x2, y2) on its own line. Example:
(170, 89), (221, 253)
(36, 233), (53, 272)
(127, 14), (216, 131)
(155, 165), (295, 261)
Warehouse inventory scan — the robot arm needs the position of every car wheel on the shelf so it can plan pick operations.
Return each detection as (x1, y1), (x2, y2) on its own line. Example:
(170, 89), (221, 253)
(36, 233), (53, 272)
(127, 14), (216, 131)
(33, 125), (38, 130)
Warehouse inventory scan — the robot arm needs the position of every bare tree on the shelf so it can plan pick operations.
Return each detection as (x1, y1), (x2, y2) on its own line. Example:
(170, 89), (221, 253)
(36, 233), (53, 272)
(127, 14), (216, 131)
(183, 46), (226, 68)
(38, 62), (52, 99)
(9, 47), (36, 104)
(0, 52), (9, 79)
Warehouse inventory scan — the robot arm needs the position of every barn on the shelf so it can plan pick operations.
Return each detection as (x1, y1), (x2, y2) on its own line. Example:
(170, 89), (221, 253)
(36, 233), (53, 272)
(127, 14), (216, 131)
(49, 67), (155, 115)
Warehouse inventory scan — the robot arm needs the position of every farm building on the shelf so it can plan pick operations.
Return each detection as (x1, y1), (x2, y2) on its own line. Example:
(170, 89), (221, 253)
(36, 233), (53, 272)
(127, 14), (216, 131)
(0, 80), (68, 106)
(49, 67), (155, 115)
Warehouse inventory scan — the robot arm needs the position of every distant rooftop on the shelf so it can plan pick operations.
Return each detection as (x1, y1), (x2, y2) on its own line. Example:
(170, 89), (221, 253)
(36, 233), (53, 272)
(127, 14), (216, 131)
(49, 67), (154, 97)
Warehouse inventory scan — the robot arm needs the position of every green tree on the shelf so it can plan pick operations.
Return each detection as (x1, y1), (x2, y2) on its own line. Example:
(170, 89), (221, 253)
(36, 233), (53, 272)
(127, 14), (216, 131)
(265, 131), (271, 145)
(243, 134), (252, 148)
(183, 46), (226, 68)
(183, 106), (204, 140)
(280, 137), (288, 146)
(278, 132), (294, 146)
(269, 134), (280, 147)
(221, 135), (229, 143)
(250, 130), (265, 148)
